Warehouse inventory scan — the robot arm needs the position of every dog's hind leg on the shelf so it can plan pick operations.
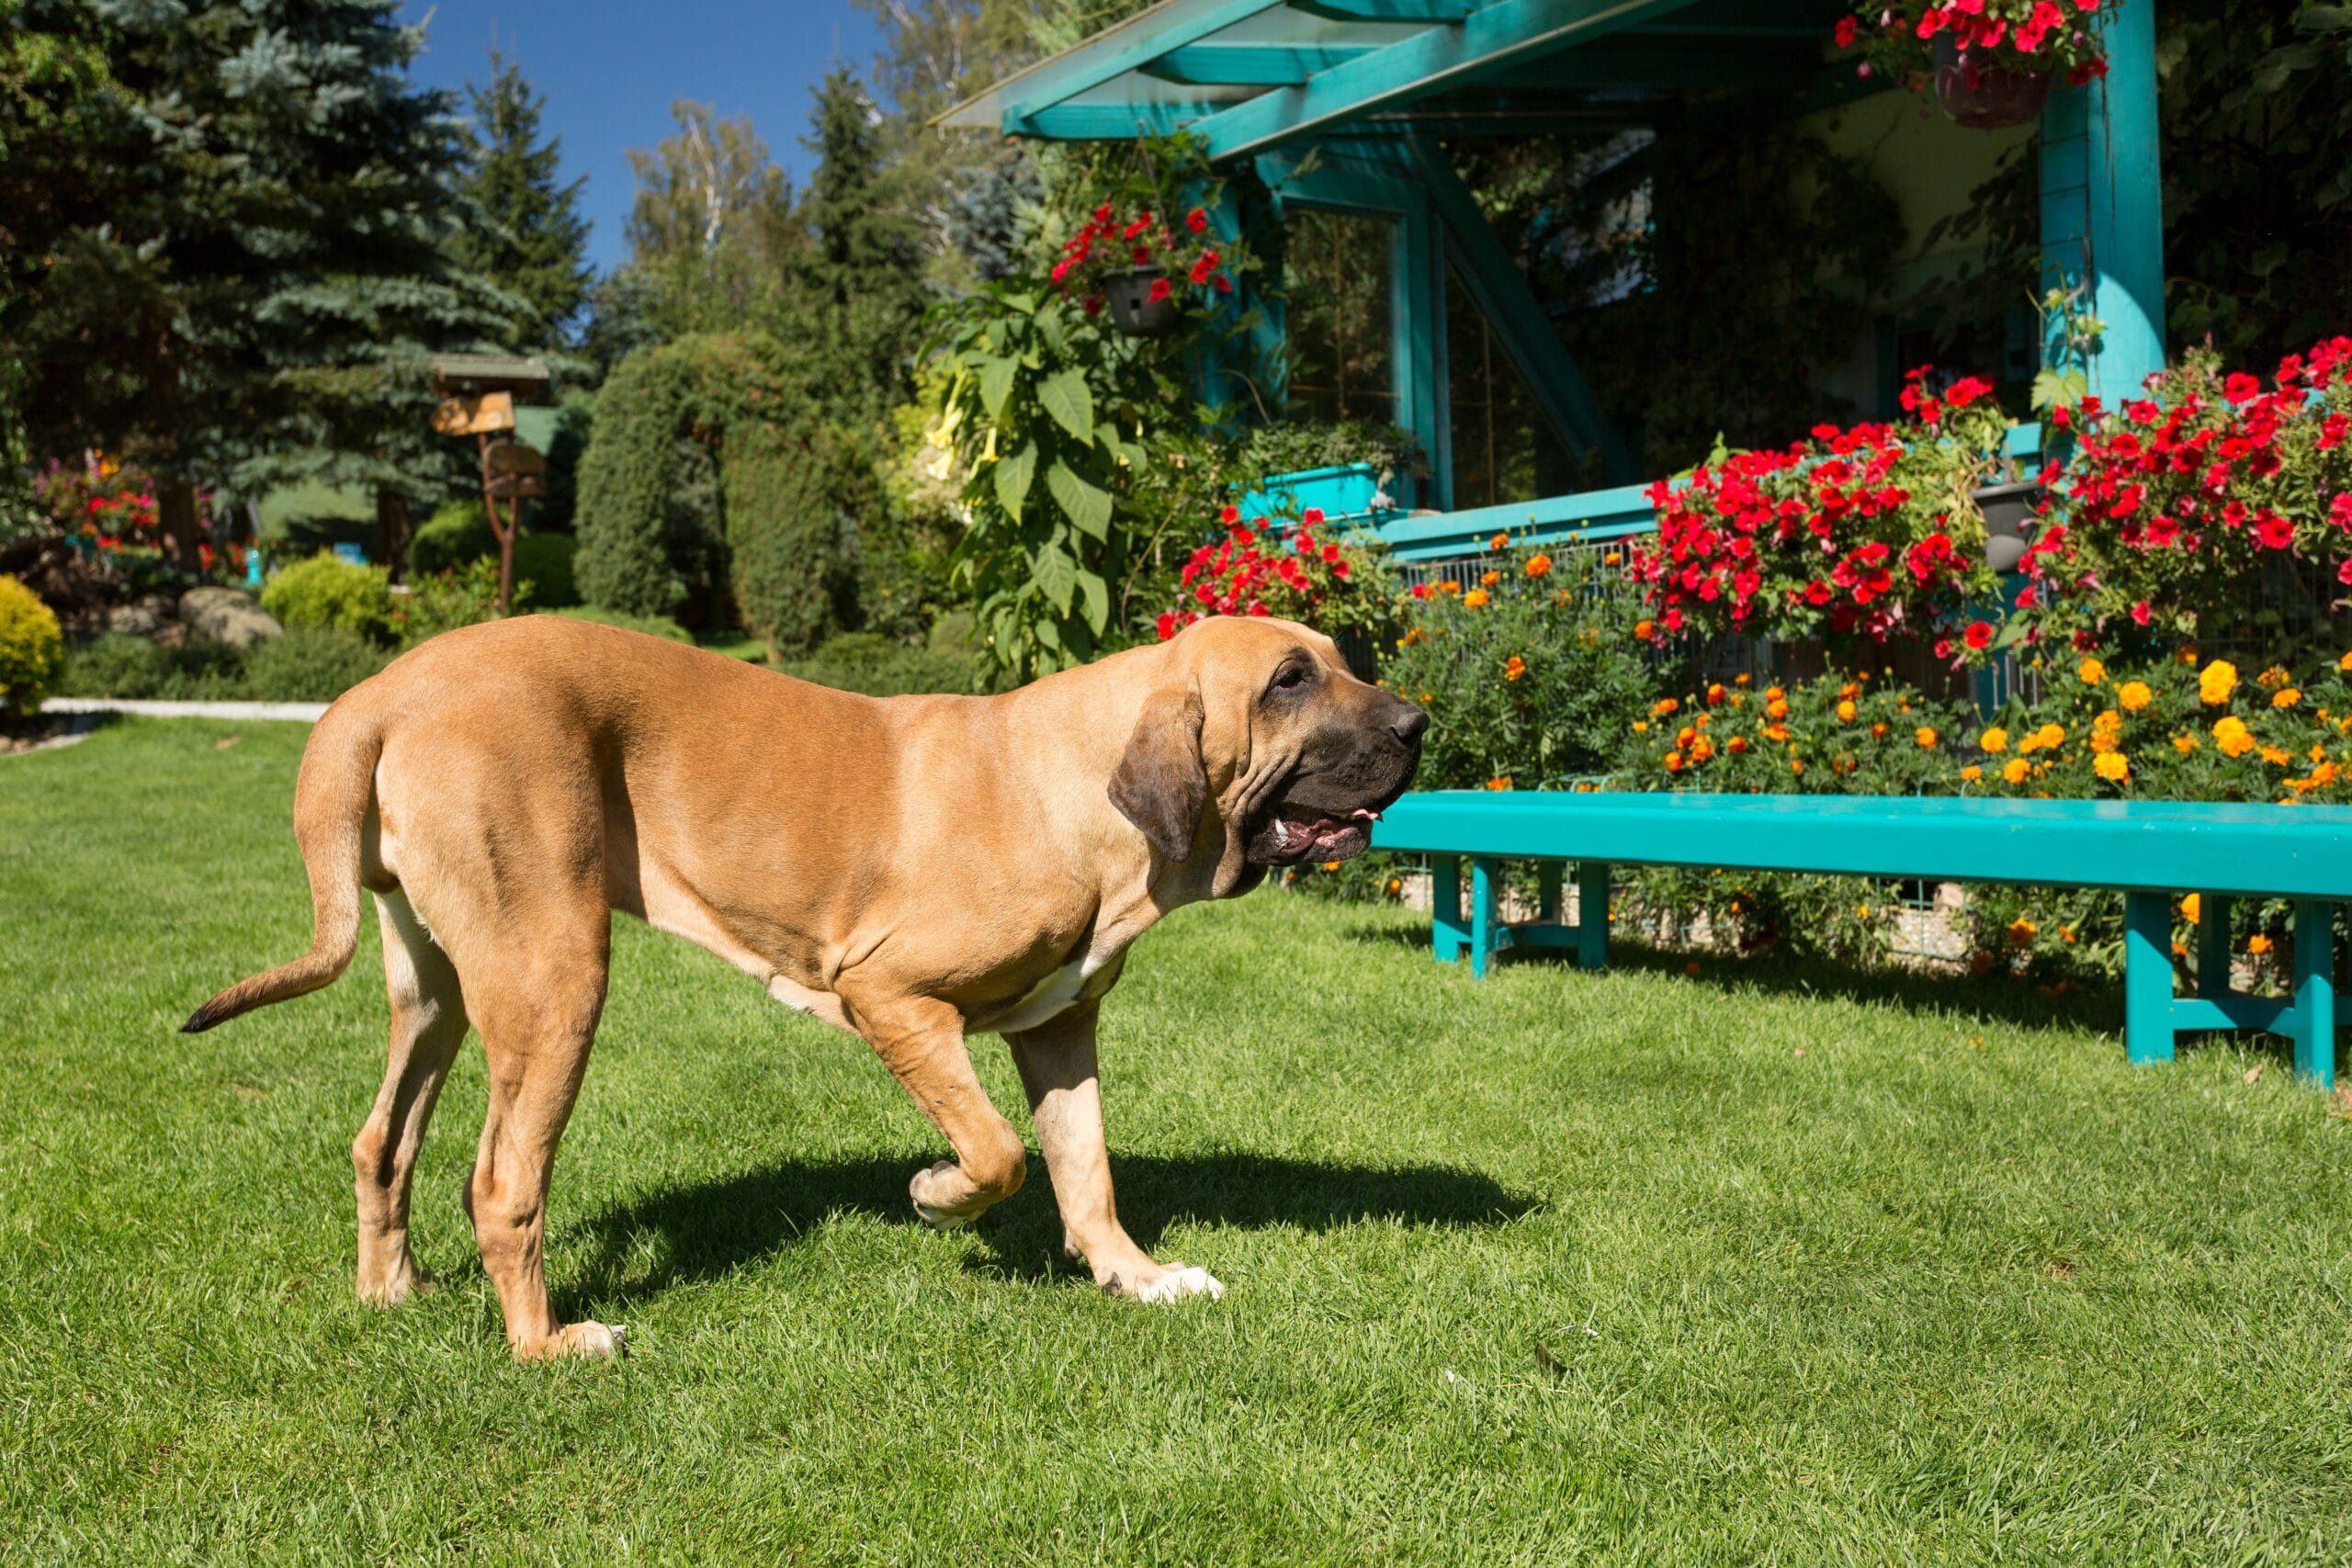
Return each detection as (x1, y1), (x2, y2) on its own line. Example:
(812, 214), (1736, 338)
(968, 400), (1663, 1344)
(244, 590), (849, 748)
(353, 887), (468, 1306)
(458, 917), (619, 1361)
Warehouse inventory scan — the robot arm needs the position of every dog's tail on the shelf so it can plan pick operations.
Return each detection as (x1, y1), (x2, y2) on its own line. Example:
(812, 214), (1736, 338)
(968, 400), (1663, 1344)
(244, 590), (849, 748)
(182, 700), (383, 1034)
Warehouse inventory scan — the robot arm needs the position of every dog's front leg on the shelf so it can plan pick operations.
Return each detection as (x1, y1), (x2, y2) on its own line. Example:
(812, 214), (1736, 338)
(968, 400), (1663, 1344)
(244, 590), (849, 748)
(1008, 1001), (1223, 1304)
(848, 992), (1028, 1228)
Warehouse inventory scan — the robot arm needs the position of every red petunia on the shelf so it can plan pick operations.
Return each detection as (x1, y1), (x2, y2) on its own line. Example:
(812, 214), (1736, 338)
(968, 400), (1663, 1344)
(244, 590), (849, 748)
(1964, 620), (1994, 650)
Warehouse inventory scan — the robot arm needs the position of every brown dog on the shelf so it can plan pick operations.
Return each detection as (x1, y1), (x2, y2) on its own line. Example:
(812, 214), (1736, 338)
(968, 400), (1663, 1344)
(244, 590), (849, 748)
(186, 613), (1424, 1359)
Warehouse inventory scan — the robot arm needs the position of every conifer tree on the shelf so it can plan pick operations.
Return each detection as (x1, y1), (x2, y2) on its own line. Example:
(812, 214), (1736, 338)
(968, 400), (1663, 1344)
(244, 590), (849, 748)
(449, 49), (593, 352)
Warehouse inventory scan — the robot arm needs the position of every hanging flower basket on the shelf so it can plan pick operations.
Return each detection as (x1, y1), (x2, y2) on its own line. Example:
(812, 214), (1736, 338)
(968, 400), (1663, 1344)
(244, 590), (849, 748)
(1102, 265), (1182, 338)
(1971, 479), (2044, 571)
(1931, 33), (2054, 130)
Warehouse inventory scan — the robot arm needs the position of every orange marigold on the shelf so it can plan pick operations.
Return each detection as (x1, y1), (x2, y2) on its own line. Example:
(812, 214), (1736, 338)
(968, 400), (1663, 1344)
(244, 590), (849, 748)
(1463, 589), (1490, 609)
(2119, 681), (2153, 711)
(1916, 727), (1938, 749)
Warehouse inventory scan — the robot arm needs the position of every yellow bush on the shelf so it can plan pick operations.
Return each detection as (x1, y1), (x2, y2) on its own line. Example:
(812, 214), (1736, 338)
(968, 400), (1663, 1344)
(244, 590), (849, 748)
(0, 574), (63, 716)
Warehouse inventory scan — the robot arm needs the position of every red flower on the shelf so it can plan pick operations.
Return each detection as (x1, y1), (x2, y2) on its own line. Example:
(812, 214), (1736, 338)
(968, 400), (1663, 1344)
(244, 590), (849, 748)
(1833, 14), (1859, 47)
(1156, 612), (1180, 640)
(2223, 372), (2263, 404)
(1185, 207), (1209, 234)
(1964, 620), (1994, 650)
(1147, 277), (1172, 303)
(2130, 599), (2152, 626)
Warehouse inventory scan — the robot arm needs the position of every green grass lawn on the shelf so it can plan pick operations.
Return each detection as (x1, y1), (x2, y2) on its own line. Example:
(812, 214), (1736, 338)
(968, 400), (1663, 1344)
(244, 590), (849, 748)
(6, 720), (2352, 1563)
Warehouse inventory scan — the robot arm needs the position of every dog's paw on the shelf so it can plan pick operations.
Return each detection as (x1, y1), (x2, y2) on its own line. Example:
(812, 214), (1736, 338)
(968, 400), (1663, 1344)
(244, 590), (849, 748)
(519, 1320), (628, 1362)
(910, 1161), (979, 1229)
(1124, 1264), (1225, 1304)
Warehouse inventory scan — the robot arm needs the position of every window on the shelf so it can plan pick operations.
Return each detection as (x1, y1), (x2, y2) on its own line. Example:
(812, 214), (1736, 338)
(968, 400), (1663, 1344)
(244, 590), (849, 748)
(1283, 208), (1396, 426)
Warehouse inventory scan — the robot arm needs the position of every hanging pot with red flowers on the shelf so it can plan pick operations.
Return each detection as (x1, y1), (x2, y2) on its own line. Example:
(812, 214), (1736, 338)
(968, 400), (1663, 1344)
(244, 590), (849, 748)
(1930, 33), (2054, 130)
(1833, 3), (2116, 130)
(1103, 265), (1182, 338)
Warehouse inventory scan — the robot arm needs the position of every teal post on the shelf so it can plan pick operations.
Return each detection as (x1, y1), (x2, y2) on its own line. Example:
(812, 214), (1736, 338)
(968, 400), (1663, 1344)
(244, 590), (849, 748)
(2196, 895), (2230, 1000)
(2039, 0), (2165, 399)
(1536, 862), (1562, 923)
(1430, 854), (1465, 964)
(1575, 862), (1611, 969)
(1194, 179), (1288, 428)
(2121, 890), (2175, 1065)
(2292, 900), (2335, 1088)
(1469, 857), (1498, 978)
(1389, 185), (1452, 508)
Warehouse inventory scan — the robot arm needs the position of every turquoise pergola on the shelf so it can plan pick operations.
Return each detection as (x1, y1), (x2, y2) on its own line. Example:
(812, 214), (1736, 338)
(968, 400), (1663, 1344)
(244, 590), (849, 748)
(943, 0), (2165, 558)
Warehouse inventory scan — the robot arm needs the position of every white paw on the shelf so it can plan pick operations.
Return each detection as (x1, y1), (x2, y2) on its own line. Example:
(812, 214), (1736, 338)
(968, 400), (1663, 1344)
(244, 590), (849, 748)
(1135, 1265), (1225, 1304)
(913, 1200), (975, 1231)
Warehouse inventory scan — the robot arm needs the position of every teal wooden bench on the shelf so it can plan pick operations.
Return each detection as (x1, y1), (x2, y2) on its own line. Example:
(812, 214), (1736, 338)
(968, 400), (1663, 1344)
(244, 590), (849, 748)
(1371, 793), (2352, 1088)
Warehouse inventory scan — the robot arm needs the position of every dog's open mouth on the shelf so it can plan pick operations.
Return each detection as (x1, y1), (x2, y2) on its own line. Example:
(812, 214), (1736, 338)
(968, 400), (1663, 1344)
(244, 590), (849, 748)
(1261, 802), (1383, 863)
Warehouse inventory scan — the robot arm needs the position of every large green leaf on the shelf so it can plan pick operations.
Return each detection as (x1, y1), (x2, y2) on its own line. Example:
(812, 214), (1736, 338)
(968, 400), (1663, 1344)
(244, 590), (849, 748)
(994, 439), (1038, 522)
(1032, 541), (1078, 616)
(975, 355), (1019, 420)
(1036, 369), (1095, 444)
(1074, 568), (1109, 635)
(1046, 459), (1114, 541)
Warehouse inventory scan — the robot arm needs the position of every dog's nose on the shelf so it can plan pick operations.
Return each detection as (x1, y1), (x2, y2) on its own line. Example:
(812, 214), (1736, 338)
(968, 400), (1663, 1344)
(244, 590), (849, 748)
(1389, 702), (1429, 746)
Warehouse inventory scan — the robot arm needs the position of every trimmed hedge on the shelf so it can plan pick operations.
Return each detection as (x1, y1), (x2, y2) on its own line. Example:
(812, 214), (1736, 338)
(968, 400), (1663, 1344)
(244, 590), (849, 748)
(0, 572), (64, 716)
(778, 631), (971, 697)
(725, 422), (845, 658)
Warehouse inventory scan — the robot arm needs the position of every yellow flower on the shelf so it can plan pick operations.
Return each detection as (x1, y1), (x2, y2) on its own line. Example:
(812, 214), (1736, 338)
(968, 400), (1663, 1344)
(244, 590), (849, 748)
(1653, 697), (1680, 716)
(2181, 893), (2201, 923)
(1321, 860), (1341, 872)
(2078, 657), (2105, 685)
(1632, 720), (1649, 733)
(1961, 764), (1983, 782)
(1464, 589), (1490, 609)
(2274, 687), (2301, 709)
(1525, 554), (1553, 578)
(1601, 551), (1621, 568)
(2093, 709), (2123, 735)
(2260, 744), (2294, 766)
(2094, 751), (2129, 784)
(2119, 681), (2154, 711)
(1791, 759), (1806, 775)
(2258, 665), (2289, 689)
(1735, 673), (1751, 687)
(1690, 737), (1715, 761)
(1981, 726), (2009, 753)
(2007, 918), (2037, 948)
(2213, 716), (2256, 758)
(1766, 697), (1790, 720)
(1915, 726), (1939, 750)
(2248, 934), (2274, 956)
(2002, 758), (2030, 784)
(1836, 699), (1857, 722)
(2036, 723), (2065, 751)
(2340, 650), (2352, 671)
(2199, 659), (2238, 705)
(2174, 733), (2200, 754)
(1856, 905), (1872, 919)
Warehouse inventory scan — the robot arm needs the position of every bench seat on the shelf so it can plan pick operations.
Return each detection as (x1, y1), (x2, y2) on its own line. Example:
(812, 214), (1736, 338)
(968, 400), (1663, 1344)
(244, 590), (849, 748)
(1371, 792), (2352, 1087)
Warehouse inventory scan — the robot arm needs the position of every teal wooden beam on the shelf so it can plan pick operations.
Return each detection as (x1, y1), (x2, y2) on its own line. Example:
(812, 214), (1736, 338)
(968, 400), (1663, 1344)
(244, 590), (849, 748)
(2038, 0), (2164, 400)
(999, 0), (1289, 132)
(1295, 0), (1480, 18)
(1187, 0), (1708, 161)
(1148, 42), (1376, 85)
(1191, 177), (1289, 427)
(1017, 102), (1215, 139)
(1408, 134), (1638, 483)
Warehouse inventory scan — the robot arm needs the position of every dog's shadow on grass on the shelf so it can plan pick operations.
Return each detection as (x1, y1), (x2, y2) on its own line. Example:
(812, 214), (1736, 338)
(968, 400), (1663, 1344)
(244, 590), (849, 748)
(564, 1150), (1534, 1308)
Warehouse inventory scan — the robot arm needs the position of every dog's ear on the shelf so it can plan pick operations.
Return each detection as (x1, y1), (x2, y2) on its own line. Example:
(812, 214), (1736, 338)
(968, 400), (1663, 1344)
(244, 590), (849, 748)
(1109, 687), (1207, 862)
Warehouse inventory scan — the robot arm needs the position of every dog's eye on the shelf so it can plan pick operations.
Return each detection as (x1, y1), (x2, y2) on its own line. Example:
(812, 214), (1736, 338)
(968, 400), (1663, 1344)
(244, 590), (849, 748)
(1271, 665), (1308, 694)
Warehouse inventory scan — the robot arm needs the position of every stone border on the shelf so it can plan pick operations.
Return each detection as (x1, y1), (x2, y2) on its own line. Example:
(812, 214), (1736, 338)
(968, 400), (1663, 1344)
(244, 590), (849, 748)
(42, 696), (330, 723)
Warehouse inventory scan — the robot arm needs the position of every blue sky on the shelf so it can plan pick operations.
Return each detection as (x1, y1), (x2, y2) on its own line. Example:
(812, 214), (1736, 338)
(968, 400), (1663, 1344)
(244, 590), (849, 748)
(398, 1), (885, 274)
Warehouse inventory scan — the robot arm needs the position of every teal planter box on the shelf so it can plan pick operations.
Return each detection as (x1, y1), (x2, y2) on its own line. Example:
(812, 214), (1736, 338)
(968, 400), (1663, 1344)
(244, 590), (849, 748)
(1237, 464), (1401, 525)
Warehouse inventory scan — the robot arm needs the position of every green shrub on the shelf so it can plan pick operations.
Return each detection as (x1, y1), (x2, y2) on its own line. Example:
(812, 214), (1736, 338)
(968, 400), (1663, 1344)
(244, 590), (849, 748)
(408, 500), (494, 577)
(779, 631), (971, 697)
(393, 559), (517, 648)
(548, 606), (694, 643)
(575, 345), (696, 617)
(725, 422), (846, 658)
(52, 634), (242, 700)
(0, 573), (65, 716)
(514, 532), (579, 608)
(237, 626), (393, 702)
(261, 552), (396, 643)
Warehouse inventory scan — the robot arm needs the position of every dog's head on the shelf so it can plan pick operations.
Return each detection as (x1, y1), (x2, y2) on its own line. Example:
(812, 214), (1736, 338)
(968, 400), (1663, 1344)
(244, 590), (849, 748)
(1109, 615), (1426, 896)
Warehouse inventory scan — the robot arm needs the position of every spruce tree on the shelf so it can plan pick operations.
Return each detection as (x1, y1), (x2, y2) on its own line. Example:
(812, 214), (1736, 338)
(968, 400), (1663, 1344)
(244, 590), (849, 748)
(798, 68), (926, 422)
(448, 49), (593, 352)
(4, 1), (516, 565)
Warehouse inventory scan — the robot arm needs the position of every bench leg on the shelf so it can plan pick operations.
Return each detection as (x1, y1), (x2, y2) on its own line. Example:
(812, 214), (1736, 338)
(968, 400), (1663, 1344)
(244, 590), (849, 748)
(1430, 855), (1465, 965)
(2122, 890), (2176, 1066)
(1469, 858), (1498, 979)
(2293, 899), (2335, 1089)
(1575, 862), (1611, 970)
(1536, 862), (1563, 923)
(2197, 894), (2232, 1000)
